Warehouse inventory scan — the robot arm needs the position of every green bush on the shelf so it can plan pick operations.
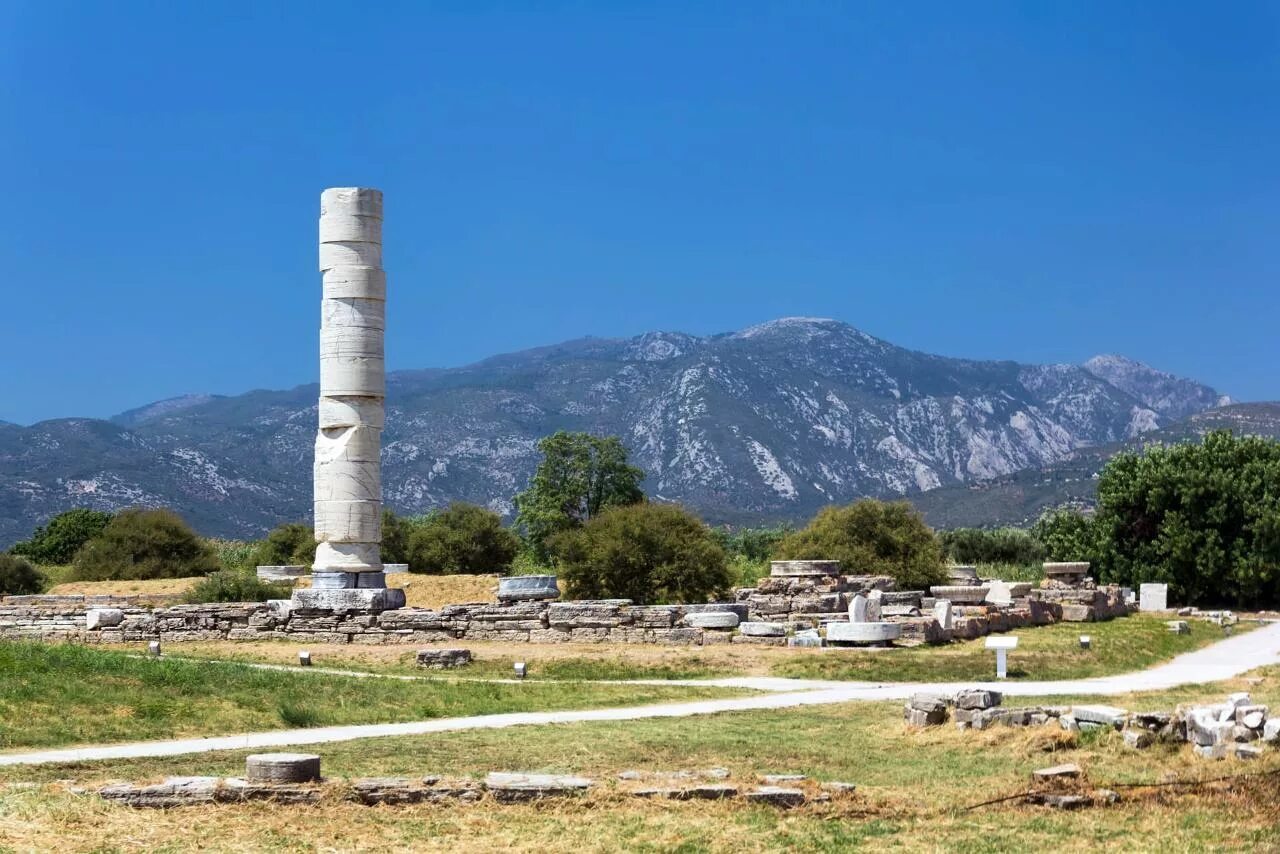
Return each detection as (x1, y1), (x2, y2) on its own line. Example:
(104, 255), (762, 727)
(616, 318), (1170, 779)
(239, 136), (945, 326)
(1031, 509), (1102, 564)
(713, 524), (793, 563)
(551, 503), (731, 604)
(184, 569), (292, 603)
(209, 538), (256, 572)
(249, 523), (316, 568)
(380, 509), (411, 565)
(71, 509), (219, 581)
(940, 527), (1045, 565)
(10, 508), (112, 566)
(406, 503), (520, 575)
(1092, 431), (1280, 607)
(773, 500), (946, 591)
(0, 555), (45, 595)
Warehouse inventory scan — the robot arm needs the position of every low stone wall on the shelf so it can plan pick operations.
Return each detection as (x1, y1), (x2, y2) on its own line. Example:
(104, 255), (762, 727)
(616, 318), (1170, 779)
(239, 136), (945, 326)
(0, 590), (1129, 648)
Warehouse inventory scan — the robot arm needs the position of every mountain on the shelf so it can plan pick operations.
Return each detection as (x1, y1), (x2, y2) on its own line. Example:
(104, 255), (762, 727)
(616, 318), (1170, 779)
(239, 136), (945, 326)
(911, 402), (1280, 529)
(0, 318), (1231, 547)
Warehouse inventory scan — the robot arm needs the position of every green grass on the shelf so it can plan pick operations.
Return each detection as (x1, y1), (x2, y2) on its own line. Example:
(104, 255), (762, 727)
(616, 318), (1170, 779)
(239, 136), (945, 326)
(770, 614), (1251, 682)
(0, 642), (746, 750)
(4, 666), (1278, 851)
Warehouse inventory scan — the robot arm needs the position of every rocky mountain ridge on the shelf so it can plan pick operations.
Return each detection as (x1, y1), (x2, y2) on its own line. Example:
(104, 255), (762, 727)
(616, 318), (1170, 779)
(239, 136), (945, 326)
(0, 318), (1232, 546)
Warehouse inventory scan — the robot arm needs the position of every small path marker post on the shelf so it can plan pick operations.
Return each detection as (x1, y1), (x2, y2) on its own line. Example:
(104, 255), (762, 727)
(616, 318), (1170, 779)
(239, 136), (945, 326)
(985, 636), (1018, 679)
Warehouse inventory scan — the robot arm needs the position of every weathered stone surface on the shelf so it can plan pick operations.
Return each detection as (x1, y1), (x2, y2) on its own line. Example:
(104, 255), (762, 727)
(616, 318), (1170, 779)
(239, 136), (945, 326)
(498, 575), (560, 602)
(904, 706), (947, 727)
(416, 648), (472, 669)
(1235, 705), (1268, 728)
(1138, 583), (1169, 612)
(484, 772), (592, 801)
(745, 786), (805, 807)
(928, 585), (991, 605)
(738, 621), (787, 637)
(1194, 743), (1228, 760)
(770, 560), (840, 577)
(954, 689), (1002, 711)
(290, 588), (405, 612)
(683, 611), (739, 629)
(788, 628), (823, 648)
(245, 753), (322, 784)
(1032, 763), (1082, 781)
(826, 622), (900, 644)
(1167, 620), (1190, 634)
(86, 608), (124, 630)
(1123, 729), (1154, 749)
(1234, 744), (1263, 760)
(1072, 705), (1128, 728)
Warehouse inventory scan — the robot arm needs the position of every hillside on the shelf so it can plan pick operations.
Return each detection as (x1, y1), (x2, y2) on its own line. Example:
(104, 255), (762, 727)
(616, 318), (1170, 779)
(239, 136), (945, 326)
(0, 317), (1231, 546)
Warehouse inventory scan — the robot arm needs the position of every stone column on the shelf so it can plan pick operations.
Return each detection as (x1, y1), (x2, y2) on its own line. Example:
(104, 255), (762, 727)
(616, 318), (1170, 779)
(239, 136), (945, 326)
(294, 187), (403, 611)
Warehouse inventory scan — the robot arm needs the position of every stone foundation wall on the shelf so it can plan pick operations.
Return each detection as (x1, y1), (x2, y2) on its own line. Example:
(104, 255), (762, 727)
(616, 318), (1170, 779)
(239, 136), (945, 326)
(0, 585), (1130, 648)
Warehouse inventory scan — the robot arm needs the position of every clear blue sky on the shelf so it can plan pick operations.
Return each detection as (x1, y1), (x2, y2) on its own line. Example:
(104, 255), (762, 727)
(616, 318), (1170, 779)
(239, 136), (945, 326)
(2, 1), (1276, 425)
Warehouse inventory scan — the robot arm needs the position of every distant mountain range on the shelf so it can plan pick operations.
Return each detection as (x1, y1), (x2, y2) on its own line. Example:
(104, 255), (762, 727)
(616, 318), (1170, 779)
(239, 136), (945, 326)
(0, 317), (1251, 547)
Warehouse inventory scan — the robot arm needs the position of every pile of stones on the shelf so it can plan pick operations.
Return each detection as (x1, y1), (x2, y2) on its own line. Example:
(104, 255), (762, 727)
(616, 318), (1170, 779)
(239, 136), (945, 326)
(905, 688), (1278, 760)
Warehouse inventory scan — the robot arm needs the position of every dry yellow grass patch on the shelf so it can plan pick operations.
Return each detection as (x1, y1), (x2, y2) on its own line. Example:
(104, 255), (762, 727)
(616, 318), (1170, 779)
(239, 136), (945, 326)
(45, 576), (196, 598)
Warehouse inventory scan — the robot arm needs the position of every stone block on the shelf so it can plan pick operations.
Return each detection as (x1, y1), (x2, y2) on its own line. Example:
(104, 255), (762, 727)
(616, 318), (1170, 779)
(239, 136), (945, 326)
(485, 772), (592, 802)
(739, 621), (787, 637)
(1194, 744), (1228, 760)
(1032, 763), (1082, 781)
(825, 622), (900, 645)
(684, 611), (740, 629)
(289, 588), (405, 612)
(744, 786), (806, 807)
(498, 575), (560, 602)
(1139, 583), (1169, 612)
(86, 608), (124, 630)
(770, 560), (840, 577)
(245, 753), (321, 784)
(1263, 719), (1280, 742)
(1072, 705), (1128, 728)
(1123, 729), (1154, 749)
(955, 689), (1002, 711)
(1234, 744), (1263, 760)
(1235, 705), (1268, 729)
(416, 648), (472, 669)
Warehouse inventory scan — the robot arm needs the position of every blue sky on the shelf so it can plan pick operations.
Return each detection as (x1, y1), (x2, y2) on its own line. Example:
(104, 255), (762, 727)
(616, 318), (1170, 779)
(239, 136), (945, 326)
(2, 1), (1276, 425)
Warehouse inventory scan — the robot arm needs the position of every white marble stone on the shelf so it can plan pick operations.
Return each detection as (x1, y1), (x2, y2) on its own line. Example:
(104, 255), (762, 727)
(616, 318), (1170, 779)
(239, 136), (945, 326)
(826, 622), (901, 644)
(304, 187), (389, 591)
(866, 589), (883, 622)
(684, 612), (740, 629)
(86, 608), (124, 630)
(1139, 583), (1168, 612)
(933, 599), (953, 630)
(848, 593), (867, 623)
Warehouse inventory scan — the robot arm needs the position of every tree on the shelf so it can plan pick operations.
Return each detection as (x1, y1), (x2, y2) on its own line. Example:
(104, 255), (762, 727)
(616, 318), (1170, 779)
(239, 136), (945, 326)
(10, 508), (112, 565)
(551, 503), (730, 604)
(71, 509), (219, 581)
(184, 569), (293, 603)
(940, 526), (1046, 566)
(0, 555), (45, 595)
(1031, 510), (1101, 564)
(1091, 431), (1280, 607)
(514, 432), (645, 560)
(773, 500), (946, 590)
(250, 523), (317, 568)
(405, 503), (520, 574)
(380, 509), (411, 566)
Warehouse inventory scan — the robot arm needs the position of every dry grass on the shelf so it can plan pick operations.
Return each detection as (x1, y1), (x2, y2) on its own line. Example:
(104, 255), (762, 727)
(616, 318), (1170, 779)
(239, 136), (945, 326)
(46, 573), (499, 609)
(4, 668), (1280, 851)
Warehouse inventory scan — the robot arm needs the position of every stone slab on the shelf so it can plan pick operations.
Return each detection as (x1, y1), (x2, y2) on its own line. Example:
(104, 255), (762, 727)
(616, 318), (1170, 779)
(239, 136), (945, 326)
(770, 560), (841, 577)
(826, 622), (901, 644)
(290, 588), (406, 612)
(738, 621), (787, 637)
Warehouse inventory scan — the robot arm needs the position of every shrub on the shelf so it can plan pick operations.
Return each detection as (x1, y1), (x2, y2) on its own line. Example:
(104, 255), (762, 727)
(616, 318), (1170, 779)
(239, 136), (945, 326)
(551, 503), (730, 604)
(1091, 431), (1280, 607)
(773, 500), (946, 590)
(713, 524), (793, 563)
(209, 538), (256, 572)
(405, 503), (520, 575)
(939, 527), (1045, 566)
(0, 555), (45, 595)
(1031, 509), (1102, 564)
(71, 509), (219, 581)
(249, 523), (316, 568)
(10, 508), (112, 565)
(380, 509), (411, 565)
(184, 569), (292, 603)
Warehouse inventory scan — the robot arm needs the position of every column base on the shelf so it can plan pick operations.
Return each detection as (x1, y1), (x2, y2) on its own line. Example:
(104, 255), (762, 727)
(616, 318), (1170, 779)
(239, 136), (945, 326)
(290, 587), (406, 612)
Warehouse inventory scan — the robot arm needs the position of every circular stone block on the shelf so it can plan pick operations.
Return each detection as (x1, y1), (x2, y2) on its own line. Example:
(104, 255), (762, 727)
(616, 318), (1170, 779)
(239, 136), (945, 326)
(928, 585), (992, 604)
(684, 611), (741, 629)
(498, 575), (561, 602)
(245, 753), (322, 784)
(770, 560), (841, 578)
(1043, 562), (1091, 577)
(825, 622), (902, 644)
(738, 621), (787, 637)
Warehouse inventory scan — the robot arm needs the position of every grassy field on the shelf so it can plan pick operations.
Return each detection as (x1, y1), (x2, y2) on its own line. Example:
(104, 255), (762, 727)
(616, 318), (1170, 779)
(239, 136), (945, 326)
(1, 666), (1277, 851)
(134, 614), (1248, 686)
(0, 643), (743, 750)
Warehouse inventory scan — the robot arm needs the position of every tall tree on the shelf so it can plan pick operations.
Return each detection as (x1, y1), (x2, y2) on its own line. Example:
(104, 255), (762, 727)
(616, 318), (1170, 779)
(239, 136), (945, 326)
(514, 431), (645, 560)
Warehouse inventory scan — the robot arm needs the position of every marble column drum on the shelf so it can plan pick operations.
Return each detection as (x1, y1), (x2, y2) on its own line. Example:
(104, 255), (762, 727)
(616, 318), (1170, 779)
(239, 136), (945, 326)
(313, 187), (385, 589)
